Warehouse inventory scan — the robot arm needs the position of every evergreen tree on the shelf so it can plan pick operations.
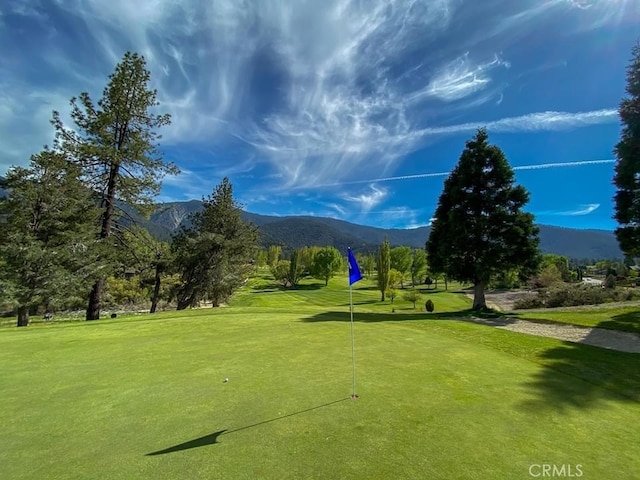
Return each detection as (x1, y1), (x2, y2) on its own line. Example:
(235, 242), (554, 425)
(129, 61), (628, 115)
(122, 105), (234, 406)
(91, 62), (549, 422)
(52, 51), (177, 320)
(614, 42), (640, 256)
(426, 129), (540, 310)
(0, 151), (99, 326)
(172, 178), (259, 309)
(120, 226), (173, 313)
(377, 239), (391, 301)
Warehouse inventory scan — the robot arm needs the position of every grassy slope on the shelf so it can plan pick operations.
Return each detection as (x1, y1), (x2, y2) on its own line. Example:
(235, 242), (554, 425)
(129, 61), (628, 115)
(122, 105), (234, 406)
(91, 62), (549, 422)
(1, 275), (639, 479)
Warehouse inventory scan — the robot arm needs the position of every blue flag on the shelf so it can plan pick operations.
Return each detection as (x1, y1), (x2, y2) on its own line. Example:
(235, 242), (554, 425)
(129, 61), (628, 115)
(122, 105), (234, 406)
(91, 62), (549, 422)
(347, 248), (363, 286)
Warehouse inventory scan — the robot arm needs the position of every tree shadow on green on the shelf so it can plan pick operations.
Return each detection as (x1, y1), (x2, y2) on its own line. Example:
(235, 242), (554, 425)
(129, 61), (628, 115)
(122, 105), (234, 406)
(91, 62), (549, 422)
(251, 283), (324, 293)
(520, 335), (640, 411)
(302, 309), (516, 323)
(352, 285), (380, 291)
(146, 397), (349, 455)
(338, 299), (379, 307)
(293, 283), (324, 291)
(602, 310), (640, 335)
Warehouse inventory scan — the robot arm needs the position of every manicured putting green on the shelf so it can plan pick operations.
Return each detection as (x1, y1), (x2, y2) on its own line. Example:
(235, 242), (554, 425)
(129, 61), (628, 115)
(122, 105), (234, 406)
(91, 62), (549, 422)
(1, 278), (639, 479)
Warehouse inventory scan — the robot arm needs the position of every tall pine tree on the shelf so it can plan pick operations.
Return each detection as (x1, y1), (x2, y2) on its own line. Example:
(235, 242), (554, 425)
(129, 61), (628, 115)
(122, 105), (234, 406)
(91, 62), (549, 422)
(613, 42), (640, 256)
(172, 178), (259, 309)
(0, 151), (100, 326)
(52, 51), (177, 320)
(426, 129), (540, 310)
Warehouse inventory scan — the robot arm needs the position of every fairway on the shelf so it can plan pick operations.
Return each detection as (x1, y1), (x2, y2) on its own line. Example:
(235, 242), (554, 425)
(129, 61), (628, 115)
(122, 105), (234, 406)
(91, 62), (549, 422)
(2, 279), (639, 479)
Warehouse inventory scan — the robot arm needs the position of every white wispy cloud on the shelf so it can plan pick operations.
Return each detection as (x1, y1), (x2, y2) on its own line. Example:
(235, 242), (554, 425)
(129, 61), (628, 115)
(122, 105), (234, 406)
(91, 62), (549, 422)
(0, 0), (627, 196)
(563, 203), (600, 216)
(342, 184), (388, 212)
(562, 0), (639, 30)
(566, 0), (593, 10)
(315, 159), (616, 188)
(415, 108), (618, 137)
(537, 203), (601, 216)
(420, 53), (510, 102)
(513, 159), (615, 171)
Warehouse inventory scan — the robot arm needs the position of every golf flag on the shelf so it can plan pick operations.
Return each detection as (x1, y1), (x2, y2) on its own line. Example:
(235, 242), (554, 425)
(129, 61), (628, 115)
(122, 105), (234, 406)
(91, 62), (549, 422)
(348, 248), (362, 286)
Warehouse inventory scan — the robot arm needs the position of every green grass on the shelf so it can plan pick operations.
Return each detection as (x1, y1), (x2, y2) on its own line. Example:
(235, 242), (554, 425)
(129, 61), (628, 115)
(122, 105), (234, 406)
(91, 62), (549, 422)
(516, 304), (640, 334)
(1, 276), (639, 479)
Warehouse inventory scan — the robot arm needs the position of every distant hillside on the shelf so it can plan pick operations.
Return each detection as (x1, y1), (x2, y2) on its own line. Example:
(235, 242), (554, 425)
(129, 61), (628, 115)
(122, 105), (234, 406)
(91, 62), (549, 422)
(536, 225), (623, 260)
(146, 201), (624, 259)
(0, 183), (624, 259)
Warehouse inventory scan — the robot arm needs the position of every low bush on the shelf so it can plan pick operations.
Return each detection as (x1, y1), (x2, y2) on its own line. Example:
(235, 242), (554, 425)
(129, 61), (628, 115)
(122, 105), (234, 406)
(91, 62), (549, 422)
(425, 299), (434, 312)
(514, 284), (640, 309)
(513, 295), (544, 309)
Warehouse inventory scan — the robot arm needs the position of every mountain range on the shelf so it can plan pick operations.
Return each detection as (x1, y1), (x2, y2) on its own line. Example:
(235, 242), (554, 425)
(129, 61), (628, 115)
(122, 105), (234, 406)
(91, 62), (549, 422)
(0, 176), (624, 259)
(143, 200), (624, 260)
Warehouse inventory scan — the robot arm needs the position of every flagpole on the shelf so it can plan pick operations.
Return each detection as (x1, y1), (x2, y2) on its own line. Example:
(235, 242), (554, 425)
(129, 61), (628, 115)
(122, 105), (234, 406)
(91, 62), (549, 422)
(347, 248), (361, 400)
(349, 282), (357, 399)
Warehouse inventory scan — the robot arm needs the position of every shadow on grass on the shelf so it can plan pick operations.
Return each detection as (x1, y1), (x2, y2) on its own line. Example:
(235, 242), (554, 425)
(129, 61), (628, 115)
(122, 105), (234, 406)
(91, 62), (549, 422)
(294, 283), (325, 291)
(603, 310), (640, 335)
(338, 299), (379, 307)
(521, 337), (640, 410)
(251, 283), (324, 293)
(146, 430), (228, 455)
(146, 397), (350, 455)
(302, 309), (515, 323)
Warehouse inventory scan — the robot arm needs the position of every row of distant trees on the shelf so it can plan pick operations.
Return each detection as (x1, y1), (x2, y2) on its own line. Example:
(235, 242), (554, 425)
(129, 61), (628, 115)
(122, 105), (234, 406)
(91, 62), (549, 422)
(0, 53), (259, 326)
(258, 243), (432, 290)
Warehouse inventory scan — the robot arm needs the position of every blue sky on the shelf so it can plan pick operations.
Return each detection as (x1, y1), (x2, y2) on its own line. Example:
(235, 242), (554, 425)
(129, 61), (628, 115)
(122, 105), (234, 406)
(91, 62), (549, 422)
(0, 0), (638, 230)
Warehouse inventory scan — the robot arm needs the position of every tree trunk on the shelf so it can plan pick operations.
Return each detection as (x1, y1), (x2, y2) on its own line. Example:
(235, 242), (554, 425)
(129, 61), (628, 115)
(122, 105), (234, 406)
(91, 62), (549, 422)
(177, 290), (195, 310)
(86, 278), (103, 320)
(176, 300), (188, 311)
(150, 266), (161, 313)
(86, 164), (119, 321)
(16, 306), (29, 327)
(445, 277), (448, 290)
(380, 290), (386, 301)
(472, 281), (487, 310)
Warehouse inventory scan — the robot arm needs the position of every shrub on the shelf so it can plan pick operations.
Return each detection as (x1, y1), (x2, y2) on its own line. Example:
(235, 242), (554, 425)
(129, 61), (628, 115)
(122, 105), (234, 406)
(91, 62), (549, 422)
(402, 289), (421, 309)
(425, 299), (434, 312)
(519, 284), (640, 309)
(604, 274), (617, 289)
(386, 288), (397, 303)
(513, 295), (544, 309)
(536, 264), (563, 288)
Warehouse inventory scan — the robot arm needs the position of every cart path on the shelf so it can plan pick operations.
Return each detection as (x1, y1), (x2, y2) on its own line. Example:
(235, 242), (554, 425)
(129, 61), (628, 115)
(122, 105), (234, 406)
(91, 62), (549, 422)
(465, 316), (640, 353)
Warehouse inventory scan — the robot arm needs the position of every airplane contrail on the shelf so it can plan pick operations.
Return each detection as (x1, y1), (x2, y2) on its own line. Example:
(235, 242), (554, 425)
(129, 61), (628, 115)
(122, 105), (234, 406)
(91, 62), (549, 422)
(317, 159), (615, 187)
